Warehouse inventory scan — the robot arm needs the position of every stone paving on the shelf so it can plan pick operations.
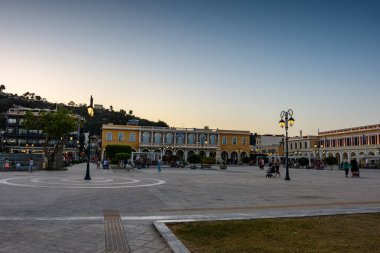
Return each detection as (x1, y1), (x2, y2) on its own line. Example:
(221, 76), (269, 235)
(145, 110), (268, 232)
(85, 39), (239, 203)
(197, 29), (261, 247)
(0, 164), (379, 252)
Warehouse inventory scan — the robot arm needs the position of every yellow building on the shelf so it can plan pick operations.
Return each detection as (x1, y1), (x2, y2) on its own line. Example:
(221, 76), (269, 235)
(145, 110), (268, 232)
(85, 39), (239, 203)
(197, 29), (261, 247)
(101, 123), (251, 162)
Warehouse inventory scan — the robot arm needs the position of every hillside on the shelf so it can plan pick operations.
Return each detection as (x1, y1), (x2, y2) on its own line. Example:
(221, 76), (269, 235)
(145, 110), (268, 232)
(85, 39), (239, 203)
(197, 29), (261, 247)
(0, 92), (169, 135)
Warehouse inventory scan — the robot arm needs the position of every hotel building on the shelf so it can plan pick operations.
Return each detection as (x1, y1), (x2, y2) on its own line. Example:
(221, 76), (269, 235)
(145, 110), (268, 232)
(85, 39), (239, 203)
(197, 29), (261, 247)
(101, 123), (251, 162)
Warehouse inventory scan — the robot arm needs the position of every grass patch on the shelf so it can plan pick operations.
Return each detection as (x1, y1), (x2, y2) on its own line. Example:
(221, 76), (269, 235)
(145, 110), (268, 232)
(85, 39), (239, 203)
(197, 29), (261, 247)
(168, 213), (380, 253)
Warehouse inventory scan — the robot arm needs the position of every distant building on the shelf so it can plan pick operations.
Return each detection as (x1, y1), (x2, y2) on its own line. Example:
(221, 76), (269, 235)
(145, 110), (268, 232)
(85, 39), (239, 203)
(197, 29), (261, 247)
(318, 124), (380, 167)
(3, 107), (84, 158)
(254, 135), (284, 154)
(94, 104), (104, 110)
(101, 124), (251, 162)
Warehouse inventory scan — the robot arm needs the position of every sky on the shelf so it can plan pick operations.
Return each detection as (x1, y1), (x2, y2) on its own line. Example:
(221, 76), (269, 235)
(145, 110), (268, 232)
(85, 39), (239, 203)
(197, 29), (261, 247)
(1, 0), (379, 136)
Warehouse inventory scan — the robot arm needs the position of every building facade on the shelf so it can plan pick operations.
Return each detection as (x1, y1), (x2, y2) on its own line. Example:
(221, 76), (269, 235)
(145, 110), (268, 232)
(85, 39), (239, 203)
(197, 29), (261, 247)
(318, 124), (380, 166)
(3, 107), (84, 157)
(101, 124), (251, 162)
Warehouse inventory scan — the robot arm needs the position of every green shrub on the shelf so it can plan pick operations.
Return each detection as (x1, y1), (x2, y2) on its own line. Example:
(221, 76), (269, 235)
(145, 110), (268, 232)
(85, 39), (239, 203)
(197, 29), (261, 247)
(298, 157), (309, 167)
(115, 153), (130, 161)
(201, 157), (216, 165)
(105, 145), (131, 160)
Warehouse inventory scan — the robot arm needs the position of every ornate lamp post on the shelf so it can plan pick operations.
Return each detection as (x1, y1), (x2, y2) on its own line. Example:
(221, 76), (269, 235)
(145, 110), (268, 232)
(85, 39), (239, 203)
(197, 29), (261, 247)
(279, 109), (295, 181)
(84, 96), (94, 181)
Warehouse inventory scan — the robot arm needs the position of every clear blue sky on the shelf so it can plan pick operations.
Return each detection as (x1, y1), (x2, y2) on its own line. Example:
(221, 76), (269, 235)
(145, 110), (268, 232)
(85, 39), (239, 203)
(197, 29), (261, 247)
(1, 0), (379, 135)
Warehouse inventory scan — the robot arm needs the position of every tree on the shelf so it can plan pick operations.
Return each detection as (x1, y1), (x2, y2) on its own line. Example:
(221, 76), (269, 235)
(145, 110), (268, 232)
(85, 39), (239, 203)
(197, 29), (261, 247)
(325, 156), (338, 170)
(298, 157), (309, 167)
(30, 93), (35, 100)
(119, 109), (126, 116)
(22, 92), (30, 99)
(128, 110), (133, 115)
(68, 101), (76, 106)
(187, 154), (201, 167)
(110, 105), (114, 112)
(0, 84), (5, 92)
(35, 95), (42, 101)
(22, 108), (78, 170)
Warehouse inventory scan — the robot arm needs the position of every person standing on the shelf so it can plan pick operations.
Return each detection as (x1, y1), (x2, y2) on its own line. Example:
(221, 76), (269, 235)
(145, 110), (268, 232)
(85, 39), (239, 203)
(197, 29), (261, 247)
(157, 158), (161, 172)
(342, 159), (350, 178)
(29, 157), (34, 172)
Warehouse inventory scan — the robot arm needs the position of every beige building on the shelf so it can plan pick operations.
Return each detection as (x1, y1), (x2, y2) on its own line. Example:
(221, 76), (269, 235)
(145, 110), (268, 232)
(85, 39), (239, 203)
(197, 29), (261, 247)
(101, 124), (251, 162)
(318, 124), (380, 166)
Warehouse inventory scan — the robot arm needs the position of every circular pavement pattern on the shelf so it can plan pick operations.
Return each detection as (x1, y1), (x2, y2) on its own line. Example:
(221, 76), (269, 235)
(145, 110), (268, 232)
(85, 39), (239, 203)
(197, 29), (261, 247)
(0, 176), (166, 189)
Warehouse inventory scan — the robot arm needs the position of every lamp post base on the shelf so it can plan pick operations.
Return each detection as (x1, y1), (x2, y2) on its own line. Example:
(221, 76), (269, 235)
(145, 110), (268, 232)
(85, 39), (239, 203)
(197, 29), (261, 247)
(84, 162), (91, 180)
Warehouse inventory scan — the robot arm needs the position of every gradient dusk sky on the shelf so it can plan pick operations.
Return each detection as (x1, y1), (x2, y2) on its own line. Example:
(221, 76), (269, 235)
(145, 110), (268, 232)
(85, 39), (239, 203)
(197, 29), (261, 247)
(1, 0), (379, 135)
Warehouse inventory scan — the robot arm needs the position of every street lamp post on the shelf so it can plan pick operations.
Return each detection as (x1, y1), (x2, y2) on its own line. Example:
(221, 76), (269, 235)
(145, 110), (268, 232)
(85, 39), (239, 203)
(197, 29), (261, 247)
(84, 96), (94, 181)
(279, 109), (295, 181)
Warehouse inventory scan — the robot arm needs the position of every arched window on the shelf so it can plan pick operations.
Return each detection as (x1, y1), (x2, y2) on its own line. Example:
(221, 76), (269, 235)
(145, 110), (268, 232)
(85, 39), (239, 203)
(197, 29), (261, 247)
(166, 133), (173, 144)
(154, 133), (161, 144)
(176, 133), (184, 145)
(210, 135), (216, 145)
(199, 134), (206, 144)
(142, 132), (150, 144)
(188, 134), (195, 144)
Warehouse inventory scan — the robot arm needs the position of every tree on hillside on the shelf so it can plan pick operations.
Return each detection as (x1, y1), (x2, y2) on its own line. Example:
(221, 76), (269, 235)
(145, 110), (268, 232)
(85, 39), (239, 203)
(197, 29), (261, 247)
(35, 95), (42, 101)
(128, 110), (133, 115)
(22, 92), (30, 99)
(0, 84), (5, 92)
(22, 108), (78, 170)
(110, 105), (114, 112)
(30, 93), (35, 101)
(68, 101), (76, 106)
(120, 109), (126, 116)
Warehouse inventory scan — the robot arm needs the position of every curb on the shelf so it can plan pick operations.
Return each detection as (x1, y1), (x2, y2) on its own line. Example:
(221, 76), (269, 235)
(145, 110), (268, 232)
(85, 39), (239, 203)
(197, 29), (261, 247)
(154, 206), (380, 253)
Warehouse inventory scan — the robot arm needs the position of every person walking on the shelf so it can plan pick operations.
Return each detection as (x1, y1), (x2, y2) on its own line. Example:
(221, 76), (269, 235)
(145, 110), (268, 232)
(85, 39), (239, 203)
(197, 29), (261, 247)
(157, 158), (161, 172)
(275, 159), (281, 177)
(350, 158), (359, 177)
(342, 159), (350, 178)
(29, 157), (34, 172)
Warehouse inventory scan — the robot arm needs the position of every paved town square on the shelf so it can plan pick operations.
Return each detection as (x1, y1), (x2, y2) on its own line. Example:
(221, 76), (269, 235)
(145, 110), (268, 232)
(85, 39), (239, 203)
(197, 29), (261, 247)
(0, 164), (379, 252)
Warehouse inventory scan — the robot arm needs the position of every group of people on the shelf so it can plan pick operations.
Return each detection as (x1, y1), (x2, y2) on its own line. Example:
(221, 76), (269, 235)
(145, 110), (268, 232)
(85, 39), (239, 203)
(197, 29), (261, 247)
(341, 158), (360, 178)
(2, 158), (34, 172)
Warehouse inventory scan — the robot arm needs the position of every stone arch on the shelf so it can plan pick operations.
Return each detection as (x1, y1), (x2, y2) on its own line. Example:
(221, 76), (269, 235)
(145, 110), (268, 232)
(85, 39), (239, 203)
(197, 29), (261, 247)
(199, 150), (206, 158)
(335, 153), (341, 164)
(176, 150), (184, 160)
(209, 151), (216, 158)
(342, 152), (348, 161)
(368, 151), (375, 156)
(241, 151), (247, 159)
(231, 151), (238, 162)
(221, 151), (228, 161)
(350, 152), (356, 157)
(164, 149), (173, 156)
(142, 149), (150, 152)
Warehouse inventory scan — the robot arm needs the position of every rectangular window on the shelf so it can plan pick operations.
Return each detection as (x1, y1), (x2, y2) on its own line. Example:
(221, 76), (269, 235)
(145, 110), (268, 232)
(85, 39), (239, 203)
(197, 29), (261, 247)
(222, 137), (227, 145)
(300, 142), (302, 149)
(232, 137), (237, 145)
(129, 133), (136, 142)
(304, 142), (308, 149)
(290, 143), (293, 149)
(6, 128), (15, 134)
(7, 118), (17, 124)
(295, 143), (297, 149)
(106, 132), (113, 141)
(118, 132), (124, 141)
(242, 138), (246, 145)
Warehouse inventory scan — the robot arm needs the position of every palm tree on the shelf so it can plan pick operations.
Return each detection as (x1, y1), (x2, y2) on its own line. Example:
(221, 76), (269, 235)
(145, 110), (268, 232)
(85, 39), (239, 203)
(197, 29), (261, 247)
(129, 110), (133, 115)
(0, 84), (5, 93)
